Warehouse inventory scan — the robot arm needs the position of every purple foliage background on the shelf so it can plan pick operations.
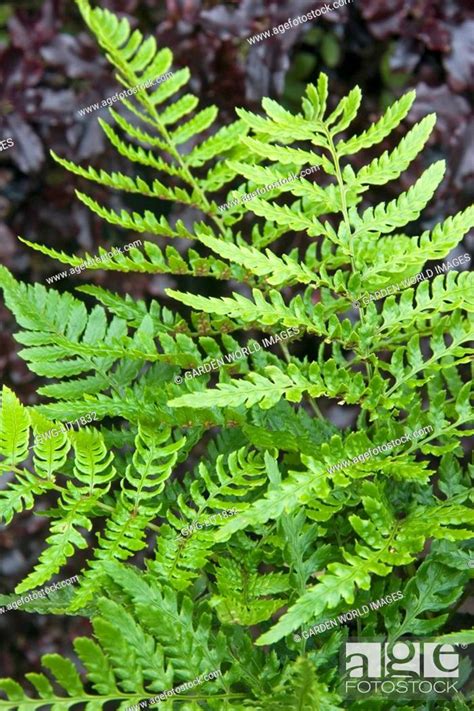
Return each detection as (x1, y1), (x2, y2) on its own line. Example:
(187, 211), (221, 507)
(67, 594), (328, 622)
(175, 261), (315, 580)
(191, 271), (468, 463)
(0, 0), (472, 682)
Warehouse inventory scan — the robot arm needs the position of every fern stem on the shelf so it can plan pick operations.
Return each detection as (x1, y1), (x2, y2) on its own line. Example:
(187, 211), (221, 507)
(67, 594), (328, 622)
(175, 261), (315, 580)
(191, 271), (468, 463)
(323, 126), (373, 380)
(323, 130), (356, 275)
(308, 398), (324, 419)
(90, 498), (162, 533)
(279, 340), (291, 363)
(279, 339), (324, 418)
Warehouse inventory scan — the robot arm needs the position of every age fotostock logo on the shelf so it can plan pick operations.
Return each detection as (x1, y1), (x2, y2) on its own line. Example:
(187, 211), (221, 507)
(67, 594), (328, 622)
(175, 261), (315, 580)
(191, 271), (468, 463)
(341, 639), (466, 699)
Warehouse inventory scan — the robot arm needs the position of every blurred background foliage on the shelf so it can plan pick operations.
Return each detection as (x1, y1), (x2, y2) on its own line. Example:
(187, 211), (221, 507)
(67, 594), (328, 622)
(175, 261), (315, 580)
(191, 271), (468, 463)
(0, 0), (472, 680)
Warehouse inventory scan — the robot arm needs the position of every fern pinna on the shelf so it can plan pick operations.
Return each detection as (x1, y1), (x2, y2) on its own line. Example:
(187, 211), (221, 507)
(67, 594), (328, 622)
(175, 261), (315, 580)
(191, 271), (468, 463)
(0, 0), (472, 708)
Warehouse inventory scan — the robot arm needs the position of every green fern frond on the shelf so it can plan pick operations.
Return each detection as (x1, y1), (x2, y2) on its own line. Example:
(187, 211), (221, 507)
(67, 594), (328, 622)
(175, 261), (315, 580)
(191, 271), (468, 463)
(69, 501), (151, 611)
(197, 229), (321, 287)
(0, 467), (54, 526)
(211, 557), (290, 626)
(168, 361), (366, 411)
(0, 386), (30, 466)
(30, 411), (71, 480)
(152, 446), (267, 590)
(52, 151), (191, 203)
(336, 90), (416, 155)
(122, 424), (186, 511)
(15, 494), (94, 593)
(348, 160), (446, 238)
(354, 205), (474, 284)
(165, 287), (320, 334)
(70, 428), (116, 493)
(98, 118), (187, 177)
(257, 494), (474, 645)
(21, 236), (245, 282)
(249, 657), (343, 711)
(74, 190), (198, 237)
(1, 563), (246, 709)
(1, 9), (472, 707)
(351, 113), (436, 187)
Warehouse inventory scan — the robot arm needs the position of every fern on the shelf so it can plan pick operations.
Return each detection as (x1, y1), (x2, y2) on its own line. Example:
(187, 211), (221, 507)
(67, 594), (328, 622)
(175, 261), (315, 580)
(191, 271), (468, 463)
(151, 445), (267, 590)
(0, 1), (472, 708)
